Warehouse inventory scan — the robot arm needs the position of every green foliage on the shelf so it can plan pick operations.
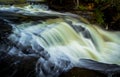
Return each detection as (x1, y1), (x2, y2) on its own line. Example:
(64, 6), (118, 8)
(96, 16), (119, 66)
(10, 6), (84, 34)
(75, 5), (87, 10)
(94, 9), (104, 25)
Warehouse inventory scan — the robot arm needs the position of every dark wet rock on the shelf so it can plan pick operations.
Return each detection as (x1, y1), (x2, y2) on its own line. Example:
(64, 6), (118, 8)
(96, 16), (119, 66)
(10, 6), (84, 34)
(60, 59), (120, 77)
(79, 59), (120, 77)
(59, 67), (107, 77)
(36, 57), (71, 77)
(0, 52), (39, 77)
(0, 19), (12, 44)
(0, 10), (59, 24)
(79, 59), (120, 74)
(0, 19), (12, 35)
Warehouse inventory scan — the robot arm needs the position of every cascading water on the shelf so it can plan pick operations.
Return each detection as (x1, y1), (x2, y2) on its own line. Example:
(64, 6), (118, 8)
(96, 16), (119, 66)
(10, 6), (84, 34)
(0, 4), (120, 77)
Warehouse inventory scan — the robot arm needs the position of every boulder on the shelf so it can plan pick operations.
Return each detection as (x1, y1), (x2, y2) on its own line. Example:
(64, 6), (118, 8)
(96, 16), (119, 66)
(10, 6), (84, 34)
(60, 59), (120, 77)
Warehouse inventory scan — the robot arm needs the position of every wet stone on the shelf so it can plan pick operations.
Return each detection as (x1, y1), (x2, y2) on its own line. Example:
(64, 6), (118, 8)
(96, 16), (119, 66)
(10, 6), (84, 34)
(0, 52), (39, 77)
(59, 67), (107, 77)
(0, 19), (12, 44)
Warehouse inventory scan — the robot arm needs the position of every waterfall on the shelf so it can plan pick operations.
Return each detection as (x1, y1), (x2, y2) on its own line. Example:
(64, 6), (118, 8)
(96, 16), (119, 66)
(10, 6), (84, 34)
(0, 5), (120, 77)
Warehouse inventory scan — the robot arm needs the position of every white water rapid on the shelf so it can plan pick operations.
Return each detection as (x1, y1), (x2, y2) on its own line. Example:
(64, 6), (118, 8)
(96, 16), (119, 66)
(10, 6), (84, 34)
(0, 5), (120, 77)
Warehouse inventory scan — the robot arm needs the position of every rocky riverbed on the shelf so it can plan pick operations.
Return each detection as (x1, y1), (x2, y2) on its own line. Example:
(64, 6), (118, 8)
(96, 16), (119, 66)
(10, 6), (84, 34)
(0, 2), (120, 77)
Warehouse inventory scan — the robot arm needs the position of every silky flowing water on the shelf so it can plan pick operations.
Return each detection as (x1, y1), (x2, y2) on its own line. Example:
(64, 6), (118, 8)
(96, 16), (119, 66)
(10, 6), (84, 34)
(0, 5), (120, 77)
